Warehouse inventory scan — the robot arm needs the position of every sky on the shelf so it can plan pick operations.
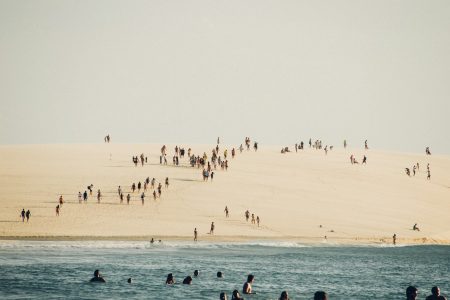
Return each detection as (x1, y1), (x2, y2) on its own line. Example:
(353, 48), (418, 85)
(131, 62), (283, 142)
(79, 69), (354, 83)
(0, 0), (449, 153)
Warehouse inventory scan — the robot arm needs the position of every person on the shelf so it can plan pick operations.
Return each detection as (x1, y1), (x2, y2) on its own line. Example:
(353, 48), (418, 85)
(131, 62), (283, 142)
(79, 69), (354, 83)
(182, 276), (192, 284)
(83, 190), (88, 202)
(211, 171), (214, 181)
(393, 233), (397, 245)
(224, 206), (229, 218)
(251, 214), (255, 224)
(314, 291), (328, 300)
(243, 274), (254, 294)
(127, 193), (131, 204)
(344, 139), (347, 148)
(210, 222), (215, 234)
(220, 292), (228, 300)
(150, 238), (154, 244)
(90, 270), (106, 282)
(165, 177), (169, 189)
(194, 270), (199, 277)
(194, 228), (198, 242)
(25, 210), (31, 222)
(365, 140), (368, 150)
(256, 216), (260, 227)
(428, 169), (431, 180)
(245, 210), (250, 222)
(217, 271), (223, 278)
(78, 192), (82, 203)
(413, 223), (420, 231)
(59, 195), (64, 206)
(56, 205), (60, 216)
(232, 290), (243, 300)
(362, 155), (367, 164)
(279, 291), (290, 300)
(20, 209), (25, 222)
(97, 190), (101, 203)
(406, 286), (418, 300)
(127, 277), (132, 284)
(166, 273), (175, 284)
(426, 286), (447, 300)
(141, 192), (145, 205)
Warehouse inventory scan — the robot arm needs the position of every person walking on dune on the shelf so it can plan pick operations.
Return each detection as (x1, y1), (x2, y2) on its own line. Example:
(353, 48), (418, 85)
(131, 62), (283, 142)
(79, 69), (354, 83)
(210, 222), (215, 235)
(194, 228), (198, 242)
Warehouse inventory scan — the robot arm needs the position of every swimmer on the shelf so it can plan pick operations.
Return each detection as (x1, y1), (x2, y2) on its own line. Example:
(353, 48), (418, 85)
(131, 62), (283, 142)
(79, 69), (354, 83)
(90, 270), (106, 283)
(426, 286), (447, 300)
(166, 273), (175, 284)
(243, 274), (254, 294)
(279, 291), (290, 300)
(182, 276), (192, 284)
(194, 270), (199, 277)
(127, 277), (132, 284)
(217, 271), (223, 278)
(406, 286), (418, 300)
(314, 291), (328, 300)
(231, 290), (243, 300)
(220, 292), (228, 300)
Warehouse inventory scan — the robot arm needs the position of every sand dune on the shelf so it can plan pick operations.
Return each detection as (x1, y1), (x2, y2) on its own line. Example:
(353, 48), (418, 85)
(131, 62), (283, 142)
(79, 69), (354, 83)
(0, 143), (449, 245)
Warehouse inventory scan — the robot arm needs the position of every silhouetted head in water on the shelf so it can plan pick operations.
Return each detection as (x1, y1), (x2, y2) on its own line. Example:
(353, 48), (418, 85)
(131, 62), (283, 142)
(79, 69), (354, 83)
(431, 286), (440, 297)
(127, 278), (132, 284)
(406, 286), (418, 300)
(220, 292), (228, 300)
(232, 290), (242, 300)
(166, 273), (174, 284)
(90, 269), (106, 283)
(182, 276), (192, 285)
(314, 291), (328, 300)
(194, 270), (199, 277)
(217, 271), (223, 278)
(279, 290), (289, 300)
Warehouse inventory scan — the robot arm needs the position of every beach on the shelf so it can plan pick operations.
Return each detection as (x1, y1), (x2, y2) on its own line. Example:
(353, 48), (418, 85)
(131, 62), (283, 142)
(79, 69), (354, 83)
(1, 143), (449, 245)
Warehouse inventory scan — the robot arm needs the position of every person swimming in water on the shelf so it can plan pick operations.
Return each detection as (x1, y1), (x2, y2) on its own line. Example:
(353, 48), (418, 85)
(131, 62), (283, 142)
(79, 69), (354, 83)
(217, 271), (223, 278)
(220, 292), (228, 300)
(314, 291), (328, 300)
(194, 270), (199, 277)
(406, 286), (418, 300)
(279, 291), (290, 300)
(182, 276), (192, 284)
(165, 273), (175, 284)
(243, 274), (255, 294)
(232, 289), (244, 300)
(426, 286), (447, 300)
(90, 270), (106, 282)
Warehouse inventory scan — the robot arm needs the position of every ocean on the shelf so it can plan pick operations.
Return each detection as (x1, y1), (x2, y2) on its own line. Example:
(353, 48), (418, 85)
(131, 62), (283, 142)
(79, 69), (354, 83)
(0, 241), (448, 299)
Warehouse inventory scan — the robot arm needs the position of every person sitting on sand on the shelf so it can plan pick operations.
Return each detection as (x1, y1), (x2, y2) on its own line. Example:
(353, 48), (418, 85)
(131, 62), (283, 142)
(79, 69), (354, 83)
(232, 290), (244, 300)
(90, 270), (106, 283)
(243, 274), (254, 294)
(182, 276), (192, 284)
(279, 291), (290, 300)
(413, 223), (420, 231)
(166, 273), (175, 284)
(406, 286), (418, 300)
(426, 286), (447, 300)
(314, 291), (328, 300)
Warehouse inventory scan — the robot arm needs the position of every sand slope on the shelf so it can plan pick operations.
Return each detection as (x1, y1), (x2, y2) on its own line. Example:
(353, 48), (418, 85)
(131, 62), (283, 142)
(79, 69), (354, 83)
(0, 143), (449, 244)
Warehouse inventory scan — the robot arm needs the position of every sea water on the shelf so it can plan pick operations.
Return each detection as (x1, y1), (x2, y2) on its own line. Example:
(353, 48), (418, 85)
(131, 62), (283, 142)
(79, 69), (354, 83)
(0, 241), (448, 299)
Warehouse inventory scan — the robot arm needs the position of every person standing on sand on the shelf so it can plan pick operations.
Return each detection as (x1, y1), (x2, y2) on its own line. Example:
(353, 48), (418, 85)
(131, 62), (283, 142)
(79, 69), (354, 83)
(26, 210), (31, 222)
(120, 193), (124, 203)
(426, 286), (447, 300)
(257, 216), (260, 227)
(78, 192), (82, 204)
(127, 193), (131, 204)
(83, 190), (88, 203)
(165, 177), (169, 189)
(194, 228), (198, 241)
(210, 222), (215, 234)
(97, 190), (101, 203)
(56, 205), (60, 216)
(141, 192), (145, 205)
(365, 140), (369, 150)
(251, 214), (255, 224)
(59, 195), (64, 207)
(245, 210), (250, 222)
(20, 209), (25, 222)
(224, 206), (229, 218)
(393, 234), (397, 245)
(344, 140), (347, 149)
(153, 190), (157, 200)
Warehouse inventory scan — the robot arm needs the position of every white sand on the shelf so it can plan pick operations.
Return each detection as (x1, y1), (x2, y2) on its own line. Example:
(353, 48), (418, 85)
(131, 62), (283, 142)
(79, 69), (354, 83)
(0, 143), (449, 245)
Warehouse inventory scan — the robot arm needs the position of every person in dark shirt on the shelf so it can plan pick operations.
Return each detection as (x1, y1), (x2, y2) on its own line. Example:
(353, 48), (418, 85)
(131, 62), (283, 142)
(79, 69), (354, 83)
(426, 286), (447, 300)
(90, 270), (106, 283)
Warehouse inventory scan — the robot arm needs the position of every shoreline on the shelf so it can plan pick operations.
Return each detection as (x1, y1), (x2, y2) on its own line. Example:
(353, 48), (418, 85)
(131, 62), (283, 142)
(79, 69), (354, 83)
(1, 235), (449, 245)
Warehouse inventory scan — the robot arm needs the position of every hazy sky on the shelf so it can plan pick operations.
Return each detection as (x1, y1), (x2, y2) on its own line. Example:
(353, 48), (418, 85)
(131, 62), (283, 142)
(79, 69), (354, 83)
(1, 0), (449, 153)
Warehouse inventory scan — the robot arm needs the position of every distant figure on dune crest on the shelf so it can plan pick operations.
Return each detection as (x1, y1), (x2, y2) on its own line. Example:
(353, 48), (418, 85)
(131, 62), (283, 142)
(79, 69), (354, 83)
(405, 168), (411, 176)
(314, 291), (328, 300)
(393, 233), (397, 245)
(254, 142), (258, 151)
(20, 209), (25, 222)
(365, 140), (369, 150)
(251, 214), (255, 224)
(104, 135), (110, 143)
(210, 222), (215, 235)
(413, 223), (420, 231)
(406, 286), (418, 300)
(194, 228), (198, 242)
(90, 270), (106, 283)
(140, 192), (145, 205)
(426, 286), (447, 300)
(97, 190), (102, 203)
(88, 184), (93, 195)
